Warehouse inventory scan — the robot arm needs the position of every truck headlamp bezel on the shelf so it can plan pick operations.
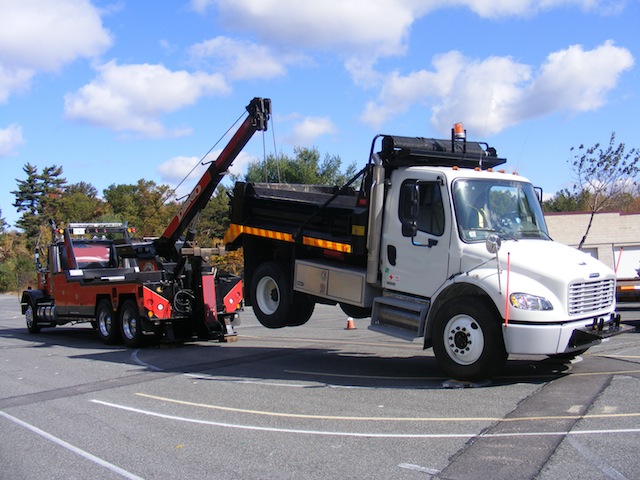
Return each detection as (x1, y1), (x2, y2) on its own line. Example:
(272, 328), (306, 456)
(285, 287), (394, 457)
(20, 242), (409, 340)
(509, 292), (553, 311)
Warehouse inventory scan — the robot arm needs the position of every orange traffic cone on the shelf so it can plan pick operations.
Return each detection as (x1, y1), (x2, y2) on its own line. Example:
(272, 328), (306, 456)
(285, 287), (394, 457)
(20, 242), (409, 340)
(345, 317), (356, 330)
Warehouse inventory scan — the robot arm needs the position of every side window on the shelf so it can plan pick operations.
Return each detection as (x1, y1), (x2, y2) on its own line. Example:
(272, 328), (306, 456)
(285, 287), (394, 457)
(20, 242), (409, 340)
(399, 181), (445, 236)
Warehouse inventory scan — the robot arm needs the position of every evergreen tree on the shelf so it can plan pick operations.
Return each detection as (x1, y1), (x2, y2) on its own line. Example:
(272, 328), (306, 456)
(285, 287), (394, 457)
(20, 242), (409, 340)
(12, 163), (66, 245)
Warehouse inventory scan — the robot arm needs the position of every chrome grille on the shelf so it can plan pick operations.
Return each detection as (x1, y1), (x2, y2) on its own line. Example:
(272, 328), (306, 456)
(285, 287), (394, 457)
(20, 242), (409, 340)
(568, 279), (615, 315)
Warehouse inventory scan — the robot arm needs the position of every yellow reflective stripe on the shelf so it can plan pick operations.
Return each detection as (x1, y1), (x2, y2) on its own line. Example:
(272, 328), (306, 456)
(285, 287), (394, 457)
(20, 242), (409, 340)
(223, 223), (243, 244)
(302, 237), (352, 253)
(224, 223), (351, 254)
(244, 226), (293, 242)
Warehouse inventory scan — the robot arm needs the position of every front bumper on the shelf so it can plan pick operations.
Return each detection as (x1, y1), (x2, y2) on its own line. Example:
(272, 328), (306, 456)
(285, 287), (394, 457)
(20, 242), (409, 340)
(502, 313), (634, 355)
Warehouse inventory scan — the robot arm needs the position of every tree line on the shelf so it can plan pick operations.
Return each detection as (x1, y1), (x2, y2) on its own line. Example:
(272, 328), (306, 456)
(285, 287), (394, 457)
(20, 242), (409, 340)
(0, 134), (637, 292)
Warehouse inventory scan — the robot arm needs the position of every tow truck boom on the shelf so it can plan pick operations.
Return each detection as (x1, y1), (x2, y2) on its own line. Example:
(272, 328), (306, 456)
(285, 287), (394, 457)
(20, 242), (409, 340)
(154, 97), (271, 260)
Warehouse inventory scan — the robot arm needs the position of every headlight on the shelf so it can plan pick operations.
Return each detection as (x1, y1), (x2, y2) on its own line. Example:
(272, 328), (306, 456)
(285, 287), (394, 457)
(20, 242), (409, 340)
(509, 292), (553, 311)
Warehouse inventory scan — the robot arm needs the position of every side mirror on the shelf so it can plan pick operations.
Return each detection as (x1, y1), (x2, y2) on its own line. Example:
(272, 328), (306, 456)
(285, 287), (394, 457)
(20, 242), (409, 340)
(486, 233), (502, 254)
(534, 186), (543, 204)
(402, 221), (417, 238)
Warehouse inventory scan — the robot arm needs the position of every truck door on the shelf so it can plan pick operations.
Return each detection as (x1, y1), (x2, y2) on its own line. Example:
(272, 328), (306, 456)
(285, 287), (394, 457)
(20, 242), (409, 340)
(381, 171), (452, 298)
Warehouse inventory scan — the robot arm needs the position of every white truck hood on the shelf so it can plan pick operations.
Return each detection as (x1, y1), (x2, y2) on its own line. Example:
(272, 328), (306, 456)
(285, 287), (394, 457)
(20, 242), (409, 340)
(495, 239), (613, 281)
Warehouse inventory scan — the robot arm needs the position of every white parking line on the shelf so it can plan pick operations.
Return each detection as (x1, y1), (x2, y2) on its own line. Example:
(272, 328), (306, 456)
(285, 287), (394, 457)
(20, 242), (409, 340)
(0, 411), (144, 480)
(91, 399), (640, 439)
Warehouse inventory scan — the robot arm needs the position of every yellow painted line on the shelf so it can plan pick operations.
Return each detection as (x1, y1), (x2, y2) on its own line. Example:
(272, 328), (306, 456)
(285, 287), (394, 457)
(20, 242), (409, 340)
(594, 354), (640, 359)
(238, 334), (418, 350)
(285, 369), (441, 381)
(136, 393), (640, 423)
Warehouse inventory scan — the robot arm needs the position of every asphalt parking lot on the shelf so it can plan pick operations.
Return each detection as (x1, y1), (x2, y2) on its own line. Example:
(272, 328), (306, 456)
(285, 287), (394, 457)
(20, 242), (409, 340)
(1, 293), (640, 479)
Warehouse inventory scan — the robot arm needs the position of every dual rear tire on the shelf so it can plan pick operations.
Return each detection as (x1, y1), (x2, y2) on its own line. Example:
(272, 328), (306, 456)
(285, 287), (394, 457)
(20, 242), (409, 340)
(95, 299), (144, 347)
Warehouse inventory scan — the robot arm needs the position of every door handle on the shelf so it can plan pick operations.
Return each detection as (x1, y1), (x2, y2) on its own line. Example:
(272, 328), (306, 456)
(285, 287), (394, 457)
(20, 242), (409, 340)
(387, 245), (397, 266)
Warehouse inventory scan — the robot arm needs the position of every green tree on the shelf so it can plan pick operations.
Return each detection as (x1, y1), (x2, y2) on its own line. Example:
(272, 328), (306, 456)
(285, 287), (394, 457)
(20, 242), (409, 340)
(245, 147), (356, 185)
(569, 132), (639, 249)
(0, 230), (34, 292)
(195, 185), (232, 244)
(12, 163), (66, 245)
(39, 165), (66, 221)
(104, 179), (176, 237)
(542, 188), (591, 212)
(57, 182), (106, 224)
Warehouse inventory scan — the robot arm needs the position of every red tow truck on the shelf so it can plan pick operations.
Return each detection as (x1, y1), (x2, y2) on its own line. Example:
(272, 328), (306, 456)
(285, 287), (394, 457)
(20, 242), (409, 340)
(20, 97), (271, 347)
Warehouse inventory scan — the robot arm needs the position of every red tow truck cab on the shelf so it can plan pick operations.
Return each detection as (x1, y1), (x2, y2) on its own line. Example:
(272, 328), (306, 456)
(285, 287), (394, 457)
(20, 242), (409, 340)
(21, 221), (242, 346)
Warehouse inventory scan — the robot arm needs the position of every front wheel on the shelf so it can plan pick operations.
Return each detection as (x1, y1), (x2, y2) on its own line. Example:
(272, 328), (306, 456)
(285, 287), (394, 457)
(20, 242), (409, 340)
(432, 297), (507, 381)
(119, 299), (144, 348)
(25, 299), (41, 334)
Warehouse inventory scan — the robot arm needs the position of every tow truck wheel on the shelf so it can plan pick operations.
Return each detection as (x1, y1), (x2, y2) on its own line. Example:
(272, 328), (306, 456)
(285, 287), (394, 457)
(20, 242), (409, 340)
(96, 299), (120, 344)
(25, 300), (41, 334)
(119, 299), (144, 348)
(432, 297), (507, 381)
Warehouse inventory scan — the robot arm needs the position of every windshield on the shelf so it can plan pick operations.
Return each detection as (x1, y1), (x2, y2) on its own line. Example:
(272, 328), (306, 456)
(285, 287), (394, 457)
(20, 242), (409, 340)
(452, 178), (549, 242)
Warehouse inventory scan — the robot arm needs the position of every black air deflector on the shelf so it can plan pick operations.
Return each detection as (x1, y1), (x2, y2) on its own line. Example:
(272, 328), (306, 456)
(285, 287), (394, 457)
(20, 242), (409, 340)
(380, 135), (506, 170)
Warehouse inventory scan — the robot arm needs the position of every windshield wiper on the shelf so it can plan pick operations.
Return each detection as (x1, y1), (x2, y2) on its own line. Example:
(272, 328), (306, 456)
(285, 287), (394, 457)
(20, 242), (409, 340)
(518, 229), (551, 240)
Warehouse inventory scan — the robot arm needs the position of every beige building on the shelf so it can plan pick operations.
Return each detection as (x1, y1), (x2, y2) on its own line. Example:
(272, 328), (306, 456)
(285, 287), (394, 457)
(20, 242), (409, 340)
(544, 211), (640, 279)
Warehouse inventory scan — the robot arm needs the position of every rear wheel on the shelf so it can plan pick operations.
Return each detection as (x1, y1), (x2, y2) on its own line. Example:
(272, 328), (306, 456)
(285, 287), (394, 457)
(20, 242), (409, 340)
(25, 299), (41, 334)
(432, 297), (507, 381)
(120, 299), (144, 348)
(251, 262), (314, 328)
(96, 299), (120, 344)
(286, 295), (315, 326)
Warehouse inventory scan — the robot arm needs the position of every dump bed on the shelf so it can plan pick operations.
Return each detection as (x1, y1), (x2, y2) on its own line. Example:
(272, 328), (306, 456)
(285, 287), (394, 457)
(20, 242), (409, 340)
(227, 182), (370, 256)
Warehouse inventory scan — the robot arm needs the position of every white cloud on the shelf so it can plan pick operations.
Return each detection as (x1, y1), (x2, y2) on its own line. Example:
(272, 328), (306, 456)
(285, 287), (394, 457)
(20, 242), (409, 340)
(0, 124), (24, 157)
(0, 66), (32, 104)
(158, 151), (257, 197)
(64, 61), (230, 137)
(0, 0), (111, 101)
(361, 41), (633, 136)
(200, 0), (418, 58)
(451, 0), (610, 18)
(189, 37), (295, 80)
(158, 156), (204, 184)
(196, 1), (623, 56)
(286, 117), (337, 145)
(361, 51), (466, 127)
(523, 40), (635, 115)
(193, 0), (627, 89)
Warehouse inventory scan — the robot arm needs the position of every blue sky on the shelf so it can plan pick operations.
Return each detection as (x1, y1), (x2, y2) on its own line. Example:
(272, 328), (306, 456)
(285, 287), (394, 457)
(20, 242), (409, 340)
(0, 0), (637, 228)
